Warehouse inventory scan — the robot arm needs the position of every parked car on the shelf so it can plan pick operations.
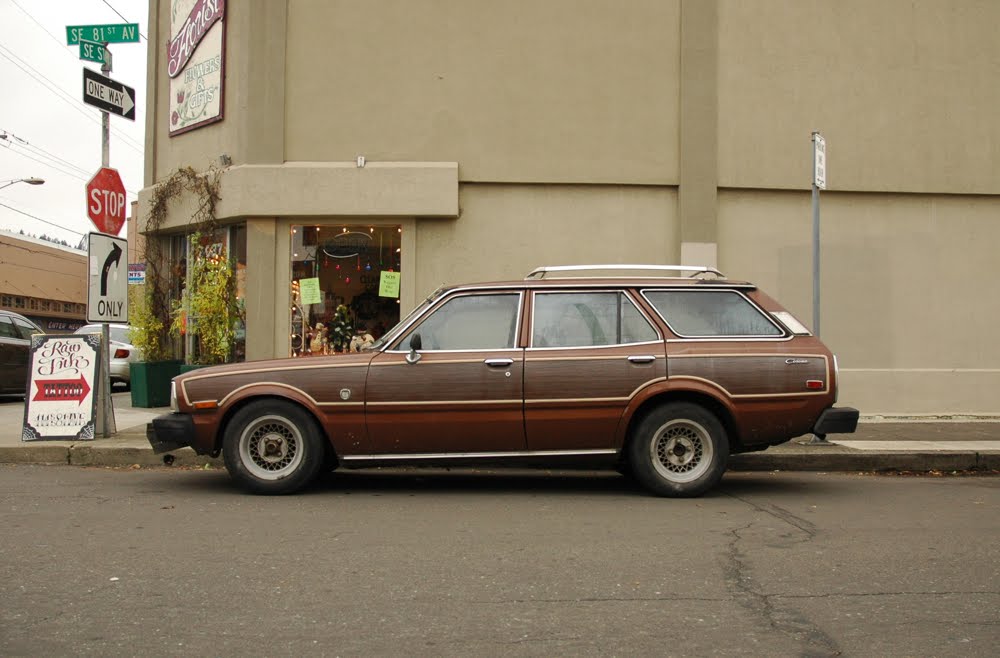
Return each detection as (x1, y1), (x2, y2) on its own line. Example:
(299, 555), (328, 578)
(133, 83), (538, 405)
(0, 310), (43, 396)
(148, 265), (859, 497)
(74, 323), (142, 389)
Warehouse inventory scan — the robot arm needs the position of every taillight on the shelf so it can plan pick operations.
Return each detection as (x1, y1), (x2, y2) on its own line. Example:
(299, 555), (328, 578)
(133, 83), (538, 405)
(833, 355), (840, 403)
(114, 348), (129, 359)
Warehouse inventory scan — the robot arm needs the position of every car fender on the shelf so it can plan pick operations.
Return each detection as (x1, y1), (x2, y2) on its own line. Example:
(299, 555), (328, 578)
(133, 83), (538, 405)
(613, 376), (739, 449)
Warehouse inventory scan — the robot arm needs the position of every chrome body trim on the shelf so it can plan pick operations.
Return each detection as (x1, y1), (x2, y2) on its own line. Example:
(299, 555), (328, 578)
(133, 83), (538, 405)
(525, 264), (724, 279)
(342, 448), (619, 461)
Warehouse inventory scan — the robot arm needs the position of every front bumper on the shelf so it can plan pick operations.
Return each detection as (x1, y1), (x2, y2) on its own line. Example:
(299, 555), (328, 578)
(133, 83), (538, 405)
(147, 413), (196, 454)
(812, 406), (860, 436)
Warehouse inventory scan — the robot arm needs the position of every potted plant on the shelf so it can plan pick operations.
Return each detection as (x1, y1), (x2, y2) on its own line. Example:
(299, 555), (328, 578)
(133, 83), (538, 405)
(128, 282), (181, 408)
(170, 232), (242, 368)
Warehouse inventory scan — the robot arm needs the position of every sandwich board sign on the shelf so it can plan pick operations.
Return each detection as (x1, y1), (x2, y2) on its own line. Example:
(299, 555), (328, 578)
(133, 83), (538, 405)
(22, 334), (101, 441)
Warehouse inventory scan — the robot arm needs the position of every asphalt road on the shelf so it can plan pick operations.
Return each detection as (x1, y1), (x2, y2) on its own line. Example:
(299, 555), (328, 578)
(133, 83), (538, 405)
(1, 466), (997, 657)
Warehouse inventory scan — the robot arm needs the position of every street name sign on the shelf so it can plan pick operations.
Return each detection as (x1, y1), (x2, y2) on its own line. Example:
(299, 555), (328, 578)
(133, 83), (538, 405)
(83, 68), (136, 121)
(66, 23), (140, 45)
(86, 167), (127, 235)
(87, 233), (128, 324)
(79, 39), (107, 64)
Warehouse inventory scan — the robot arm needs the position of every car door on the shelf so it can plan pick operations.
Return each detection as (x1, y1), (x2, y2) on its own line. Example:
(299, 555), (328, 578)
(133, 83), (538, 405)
(364, 291), (526, 455)
(524, 290), (666, 451)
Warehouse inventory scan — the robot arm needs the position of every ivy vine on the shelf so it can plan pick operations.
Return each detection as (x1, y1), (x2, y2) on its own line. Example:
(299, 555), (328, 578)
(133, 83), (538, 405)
(130, 166), (223, 362)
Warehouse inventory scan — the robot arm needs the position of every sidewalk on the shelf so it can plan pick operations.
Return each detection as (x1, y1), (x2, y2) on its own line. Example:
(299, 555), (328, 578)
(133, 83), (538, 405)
(1, 393), (998, 472)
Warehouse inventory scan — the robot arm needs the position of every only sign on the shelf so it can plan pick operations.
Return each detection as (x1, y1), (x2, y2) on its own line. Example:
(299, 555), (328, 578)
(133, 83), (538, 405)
(86, 167), (127, 235)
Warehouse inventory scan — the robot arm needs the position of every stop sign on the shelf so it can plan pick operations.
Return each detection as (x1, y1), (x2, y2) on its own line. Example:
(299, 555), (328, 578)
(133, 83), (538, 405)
(86, 167), (127, 235)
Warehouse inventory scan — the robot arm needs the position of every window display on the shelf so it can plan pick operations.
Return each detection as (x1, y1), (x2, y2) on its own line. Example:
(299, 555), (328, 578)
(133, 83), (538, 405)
(289, 225), (402, 356)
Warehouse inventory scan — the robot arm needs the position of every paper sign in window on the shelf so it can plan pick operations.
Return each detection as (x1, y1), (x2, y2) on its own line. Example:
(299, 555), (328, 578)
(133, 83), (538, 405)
(379, 272), (400, 298)
(299, 278), (322, 305)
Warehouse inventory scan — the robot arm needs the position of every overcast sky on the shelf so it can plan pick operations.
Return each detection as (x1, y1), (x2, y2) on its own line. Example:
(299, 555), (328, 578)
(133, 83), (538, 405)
(1, 0), (148, 247)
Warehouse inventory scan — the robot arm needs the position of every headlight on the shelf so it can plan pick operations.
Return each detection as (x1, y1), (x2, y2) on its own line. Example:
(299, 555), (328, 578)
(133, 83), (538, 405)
(170, 380), (178, 412)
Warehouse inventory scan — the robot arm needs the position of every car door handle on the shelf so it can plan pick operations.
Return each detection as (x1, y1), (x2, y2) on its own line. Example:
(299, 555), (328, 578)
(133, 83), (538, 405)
(627, 355), (657, 364)
(484, 358), (514, 367)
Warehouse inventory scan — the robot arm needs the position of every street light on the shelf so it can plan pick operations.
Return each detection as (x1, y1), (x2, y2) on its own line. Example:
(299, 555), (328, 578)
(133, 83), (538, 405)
(0, 177), (45, 191)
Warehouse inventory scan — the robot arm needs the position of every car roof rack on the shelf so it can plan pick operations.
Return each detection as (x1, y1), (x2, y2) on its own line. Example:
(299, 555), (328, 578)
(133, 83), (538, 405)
(524, 264), (725, 280)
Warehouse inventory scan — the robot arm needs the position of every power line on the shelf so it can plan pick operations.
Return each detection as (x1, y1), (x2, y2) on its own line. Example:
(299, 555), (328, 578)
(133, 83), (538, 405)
(99, 0), (148, 41)
(1, 141), (140, 196)
(0, 44), (145, 153)
(9, 0), (75, 58)
(1, 131), (91, 177)
(0, 141), (89, 183)
(0, 201), (86, 238)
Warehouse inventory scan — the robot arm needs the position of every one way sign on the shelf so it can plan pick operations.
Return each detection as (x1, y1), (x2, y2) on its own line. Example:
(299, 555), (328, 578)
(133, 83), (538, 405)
(83, 68), (136, 121)
(87, 233), (128, 323)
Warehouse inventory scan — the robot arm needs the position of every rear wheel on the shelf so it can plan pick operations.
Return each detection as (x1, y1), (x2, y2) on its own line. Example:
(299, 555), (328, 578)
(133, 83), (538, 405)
(222, 400), (326, 494)
(628, 402), (729, 497)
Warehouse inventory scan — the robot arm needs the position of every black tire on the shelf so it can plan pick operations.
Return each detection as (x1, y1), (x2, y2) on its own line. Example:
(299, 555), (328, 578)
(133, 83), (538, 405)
(627, 402), (729, 497)
(222, 400), (327, 494)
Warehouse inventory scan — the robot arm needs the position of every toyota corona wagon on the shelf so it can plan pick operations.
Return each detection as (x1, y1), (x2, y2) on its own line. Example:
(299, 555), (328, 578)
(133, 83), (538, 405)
(148, 265), (859, 497)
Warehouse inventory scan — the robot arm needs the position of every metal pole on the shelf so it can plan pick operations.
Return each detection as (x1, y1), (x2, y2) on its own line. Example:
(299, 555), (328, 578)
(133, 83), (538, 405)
(812, 182), (820, 338)
(807, 132), (830, 446)
(98, 45), (116, 437)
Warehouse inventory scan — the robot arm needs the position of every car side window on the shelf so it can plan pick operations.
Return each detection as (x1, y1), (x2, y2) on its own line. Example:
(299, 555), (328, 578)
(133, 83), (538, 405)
(13, 318), (40, 339)
(532, 292), (658, 347)
(0, 316), (17, 339)
(405, 293), (520, 351)
(644, 290), (783, 337)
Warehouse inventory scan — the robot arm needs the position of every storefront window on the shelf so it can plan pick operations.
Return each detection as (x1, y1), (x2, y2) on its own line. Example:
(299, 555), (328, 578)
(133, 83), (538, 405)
(289, 224), (402, 357)
(169, 225), (247, 363)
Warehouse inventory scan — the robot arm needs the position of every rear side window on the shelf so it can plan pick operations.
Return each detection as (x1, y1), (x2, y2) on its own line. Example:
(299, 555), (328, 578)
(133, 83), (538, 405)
(532, 292), (658, 347)
(644, 290), (783, 337)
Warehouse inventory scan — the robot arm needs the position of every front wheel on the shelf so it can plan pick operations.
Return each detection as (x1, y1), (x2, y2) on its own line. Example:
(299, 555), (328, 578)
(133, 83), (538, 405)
(627, 402), (729, 497)
(222, 400), (327, 494)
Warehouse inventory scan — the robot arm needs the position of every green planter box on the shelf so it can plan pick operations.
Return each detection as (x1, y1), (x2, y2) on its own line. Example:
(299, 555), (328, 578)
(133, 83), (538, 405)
(180, 364), (209, 375)
(130, 360), (182, 408)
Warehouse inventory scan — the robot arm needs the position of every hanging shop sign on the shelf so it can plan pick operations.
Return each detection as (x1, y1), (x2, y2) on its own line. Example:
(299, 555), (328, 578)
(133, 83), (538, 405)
(168, 0), (226, 136)
(22, 334), (102, 441)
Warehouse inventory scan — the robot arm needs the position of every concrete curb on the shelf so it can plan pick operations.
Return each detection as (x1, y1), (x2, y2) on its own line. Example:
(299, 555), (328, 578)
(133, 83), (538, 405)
(730, 451), (1000, 472)
(2, 439), (997, 473)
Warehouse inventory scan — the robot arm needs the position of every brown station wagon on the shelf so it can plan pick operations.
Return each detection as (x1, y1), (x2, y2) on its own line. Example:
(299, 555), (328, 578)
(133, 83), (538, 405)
(148, 265), (859, 497)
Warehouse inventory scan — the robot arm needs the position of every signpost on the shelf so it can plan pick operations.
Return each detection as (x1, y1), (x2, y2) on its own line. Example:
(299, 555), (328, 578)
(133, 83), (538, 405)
(67, 20), (140, 438)
(807, 132), (830, 446)
(811, 132), (826, 337)
(83, 69), (136, 121)
(66, 23), (140, 45)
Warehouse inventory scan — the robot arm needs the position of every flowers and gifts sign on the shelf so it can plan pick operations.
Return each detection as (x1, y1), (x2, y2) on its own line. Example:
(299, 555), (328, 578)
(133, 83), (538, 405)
(168, 0), (226, 136)
(22, 334), (102, 441)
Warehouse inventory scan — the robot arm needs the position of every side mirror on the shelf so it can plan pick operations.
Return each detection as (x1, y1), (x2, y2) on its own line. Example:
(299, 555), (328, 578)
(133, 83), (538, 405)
(405, 333), (422, 364)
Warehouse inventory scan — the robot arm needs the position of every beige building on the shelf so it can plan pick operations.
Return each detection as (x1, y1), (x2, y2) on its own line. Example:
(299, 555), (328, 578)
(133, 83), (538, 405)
(137, 0), (1000, 416)
(0, 231), (87, 332)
